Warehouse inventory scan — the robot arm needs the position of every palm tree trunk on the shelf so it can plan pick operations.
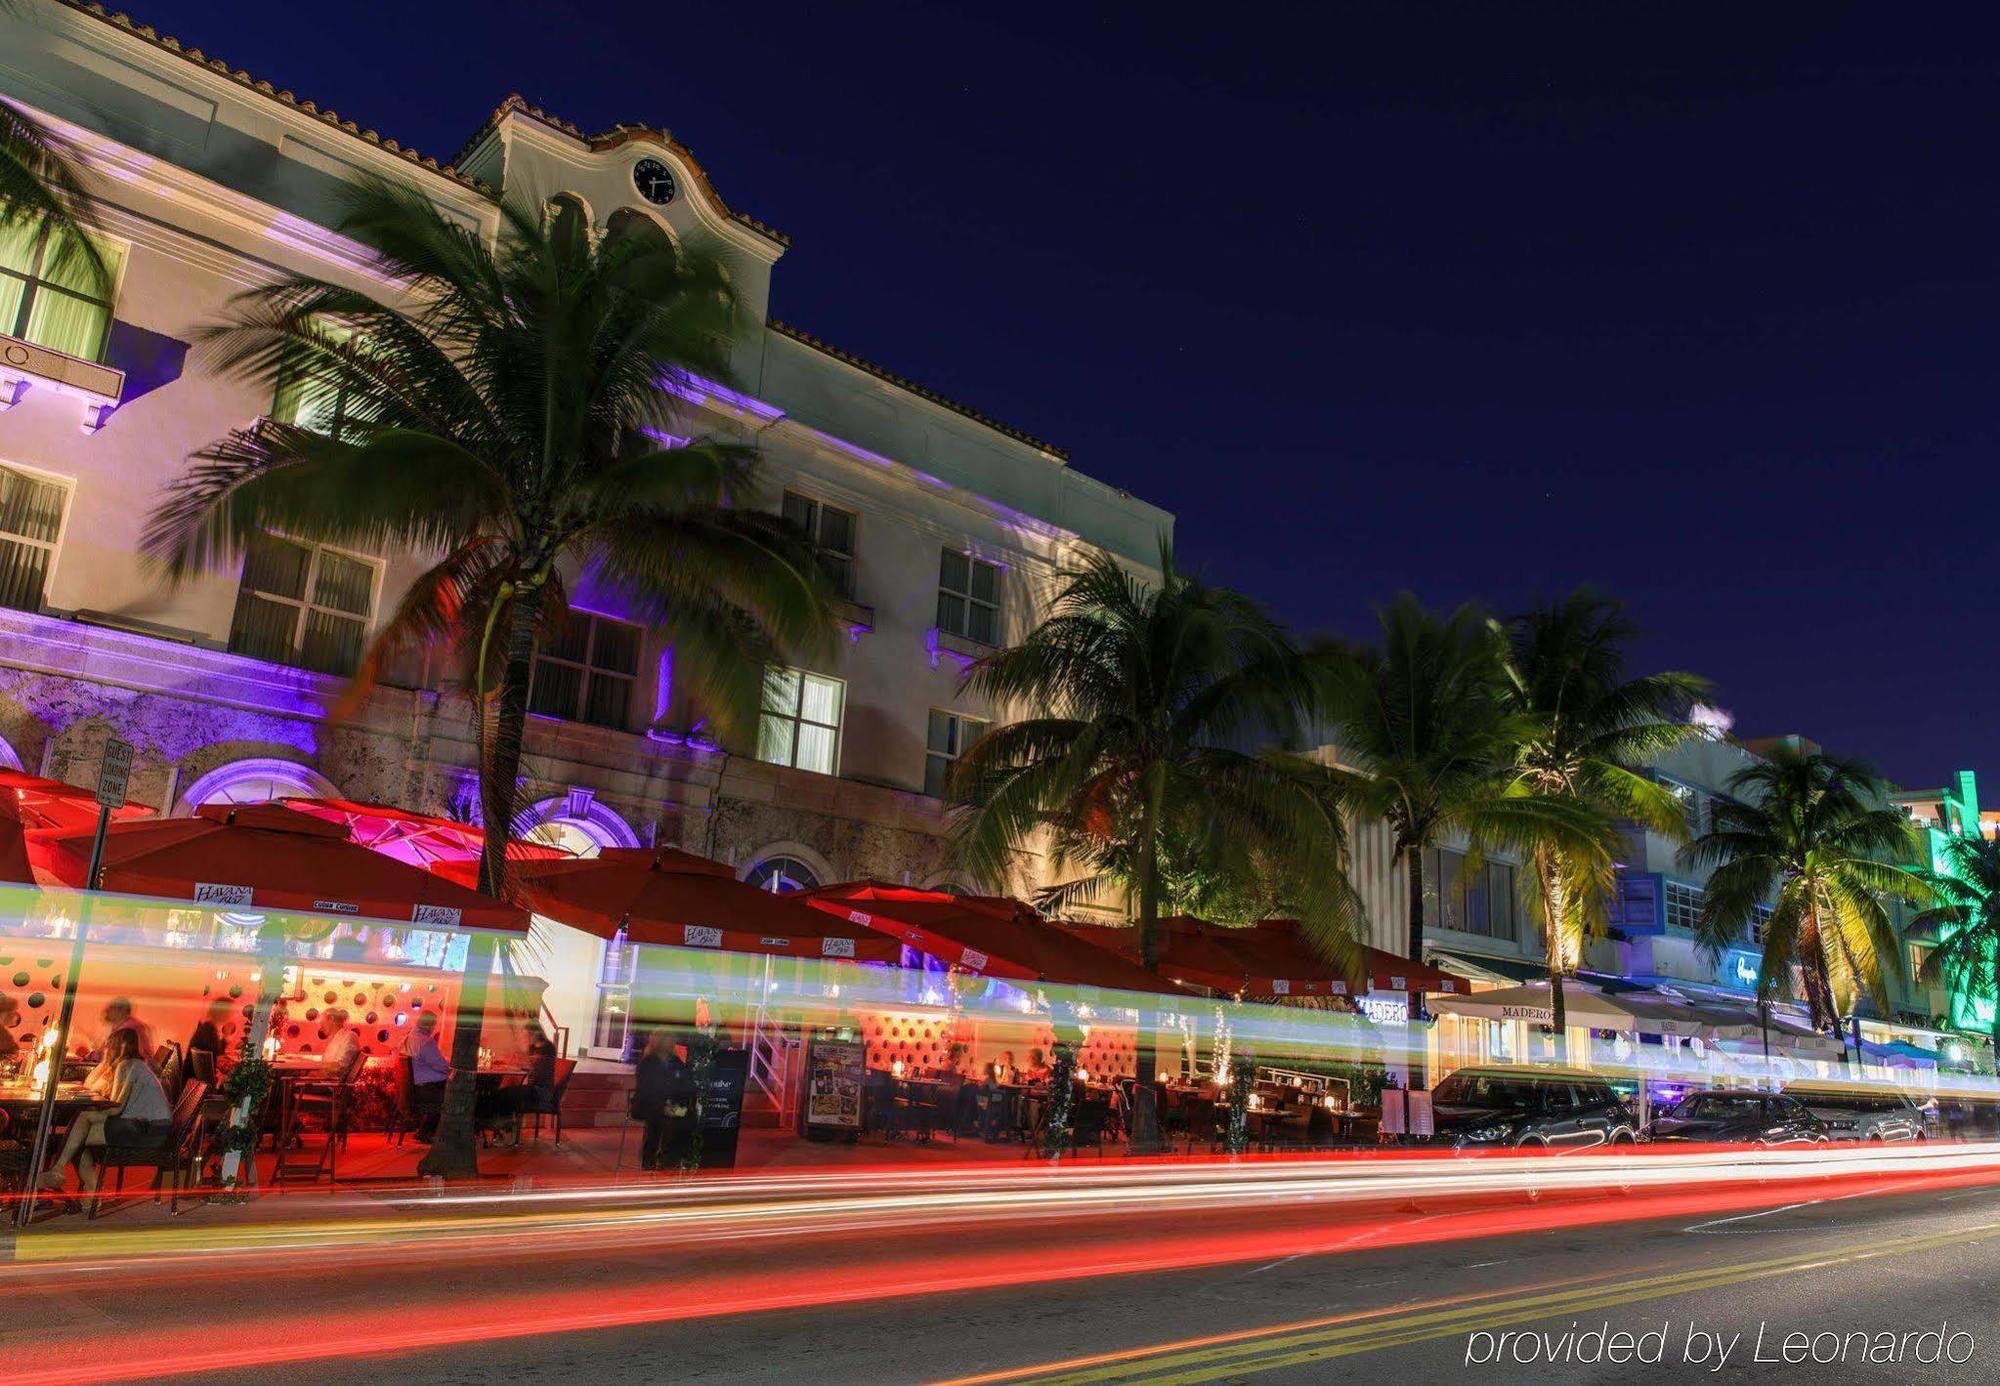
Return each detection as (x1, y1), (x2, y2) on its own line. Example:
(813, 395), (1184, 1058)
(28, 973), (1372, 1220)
(476, 586), (539, 897)
(1404, 845), (1428, 1090)
(1538, 852), (1568, 1065)
(1799, 908), (1849, 1070)
(422, 589), (538, 1180)
(1127, 766), (1165, 1152)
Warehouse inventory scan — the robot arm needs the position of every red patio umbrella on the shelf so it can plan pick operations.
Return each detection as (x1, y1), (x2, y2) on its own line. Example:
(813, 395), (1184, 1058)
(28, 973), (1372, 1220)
(444, 847), (899, 962)
(35, 801), (528, 932)
(804, 882), (1188, 996)
(280, 797), (572, 869)
(0, 769), (155, 885)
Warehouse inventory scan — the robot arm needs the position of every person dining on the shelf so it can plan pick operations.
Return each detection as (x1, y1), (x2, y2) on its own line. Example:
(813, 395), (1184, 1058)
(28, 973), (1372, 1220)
(94, 998), (153, 1063)
(1023, 1047), (1051, 1084)
(475, 1024), (559, 1143)
(37, 1028), (172, 1207)
(186, 999), (232, 1078)
(991, 1051), (1017, 1085)
(320, 1007), (361, 1076)
(0, 995), (20, 1068)
(403, 1010), (450, 1141)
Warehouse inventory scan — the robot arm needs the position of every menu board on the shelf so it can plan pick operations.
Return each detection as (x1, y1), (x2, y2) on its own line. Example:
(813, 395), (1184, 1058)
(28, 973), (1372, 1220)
(801, 1033), (866, 1140)
(693, 1047), (750, 1169)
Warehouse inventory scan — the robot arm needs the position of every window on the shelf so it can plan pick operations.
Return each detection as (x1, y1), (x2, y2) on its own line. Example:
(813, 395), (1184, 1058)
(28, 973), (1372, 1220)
(757, 667), (844, 775)
(0, 219), (123, 361)
(746, 856), (820, 893)
(527, 609), (641, 729)
(937, 549), (1001, 645)
(1664, 880), (1703, 934)
(0, 463), (67, 612)
(924, 709), (987, 799)
(1422, 847), (1519, 941)
(783, 491), (857, 598)
(227, 533), (376, 675)
(1659, 776), (1704, 837)
(270, 324), (365, 441)
(1750, 903), (1774, 946)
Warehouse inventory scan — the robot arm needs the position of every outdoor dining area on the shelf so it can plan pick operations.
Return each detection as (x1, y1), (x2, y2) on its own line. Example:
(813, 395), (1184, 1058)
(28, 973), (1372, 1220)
(0, 761), (1454, 1204)
(17, 760), (1963, 1212)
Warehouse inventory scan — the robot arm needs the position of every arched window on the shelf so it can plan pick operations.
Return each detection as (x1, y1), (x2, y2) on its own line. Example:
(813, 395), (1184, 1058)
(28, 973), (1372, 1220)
(745, 856), (819, 894)
(545, 193), (592, 241)
(513, 791), (639, 858)
(605, 207), (673, 248)
(177, 757), (337, 813)
(523, 818), (609, 860)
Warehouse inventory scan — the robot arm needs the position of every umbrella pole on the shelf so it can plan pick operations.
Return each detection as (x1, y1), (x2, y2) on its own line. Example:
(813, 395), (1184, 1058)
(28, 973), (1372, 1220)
(16, 804), (109, 1227)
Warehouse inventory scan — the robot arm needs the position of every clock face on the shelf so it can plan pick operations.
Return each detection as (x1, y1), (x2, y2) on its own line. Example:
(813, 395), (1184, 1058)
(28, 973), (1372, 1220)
(633, 157), (678, 206)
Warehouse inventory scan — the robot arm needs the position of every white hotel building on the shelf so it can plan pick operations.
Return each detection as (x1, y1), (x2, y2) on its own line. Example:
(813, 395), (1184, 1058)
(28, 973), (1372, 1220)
(0, 4), (1172, 1042)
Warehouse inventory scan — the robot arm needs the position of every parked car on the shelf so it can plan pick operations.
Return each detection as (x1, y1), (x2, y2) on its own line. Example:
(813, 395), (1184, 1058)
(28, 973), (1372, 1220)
(1785, 1084), (1928, 1142)
(1642, 1089), (1829, 1146)
(1427, 1066), (1637, 1150)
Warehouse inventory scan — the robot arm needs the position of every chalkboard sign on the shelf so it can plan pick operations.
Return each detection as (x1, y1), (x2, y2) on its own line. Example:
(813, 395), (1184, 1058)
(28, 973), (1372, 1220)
(800, 1033), (866, 1141)
(692, 1047), (750, 1168)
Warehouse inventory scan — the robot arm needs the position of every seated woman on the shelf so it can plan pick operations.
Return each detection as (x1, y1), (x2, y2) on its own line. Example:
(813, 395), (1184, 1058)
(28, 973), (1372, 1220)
(186, 998), (233, 1080)
(1022, 1047), (1052, 1085)
(38, 1028), (172, 1206)
(475, 1026), (560, 1144)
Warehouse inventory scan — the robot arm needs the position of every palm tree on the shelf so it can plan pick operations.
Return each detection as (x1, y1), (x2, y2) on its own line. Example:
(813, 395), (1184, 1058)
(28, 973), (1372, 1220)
(955, 544), (1360, 971)
(1315, 595), (1616, 1084)
(1499, 591), (1710, 1060)
(1907, 833), (2000, 1060)
(1684, 745), (1927, 1045)
(1316, 596), (1612, 963)
(146, 182), (836, 1174)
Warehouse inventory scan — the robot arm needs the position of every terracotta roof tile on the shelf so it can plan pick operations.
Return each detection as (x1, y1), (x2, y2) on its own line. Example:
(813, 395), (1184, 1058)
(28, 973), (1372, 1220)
(62, 2), (492, 191)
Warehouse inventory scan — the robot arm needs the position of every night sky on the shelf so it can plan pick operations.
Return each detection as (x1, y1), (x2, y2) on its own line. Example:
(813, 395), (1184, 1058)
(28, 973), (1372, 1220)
(137, 1), (1998, 789)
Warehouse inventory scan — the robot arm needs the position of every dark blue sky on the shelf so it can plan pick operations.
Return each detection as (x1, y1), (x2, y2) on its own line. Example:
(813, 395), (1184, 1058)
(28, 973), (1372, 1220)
(144, 1), (1998, 789)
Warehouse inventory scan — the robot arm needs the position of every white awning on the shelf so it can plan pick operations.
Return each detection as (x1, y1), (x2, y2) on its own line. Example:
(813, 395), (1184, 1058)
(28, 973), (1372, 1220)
(1430, 982), (1708, 1037)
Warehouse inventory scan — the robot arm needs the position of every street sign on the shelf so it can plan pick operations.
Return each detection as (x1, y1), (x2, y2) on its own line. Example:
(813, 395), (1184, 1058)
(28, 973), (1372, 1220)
(95, 738), (133, 809)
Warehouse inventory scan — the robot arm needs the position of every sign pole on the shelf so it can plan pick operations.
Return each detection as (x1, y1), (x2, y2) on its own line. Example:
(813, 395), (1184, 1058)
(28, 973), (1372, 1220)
(16, 739), (131, 1227)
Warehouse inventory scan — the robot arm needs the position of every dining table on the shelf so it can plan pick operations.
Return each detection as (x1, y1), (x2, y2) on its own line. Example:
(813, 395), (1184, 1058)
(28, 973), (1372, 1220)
(0, 1081), (119, 1188)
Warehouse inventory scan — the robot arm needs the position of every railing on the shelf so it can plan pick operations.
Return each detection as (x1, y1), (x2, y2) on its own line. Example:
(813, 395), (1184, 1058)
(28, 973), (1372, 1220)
(541, 1001), (571, 1061)
(747, 957), (798, 1123)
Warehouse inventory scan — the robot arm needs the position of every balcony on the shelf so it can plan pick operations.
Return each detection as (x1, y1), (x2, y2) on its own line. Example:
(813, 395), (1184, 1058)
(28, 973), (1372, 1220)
(0, 331), (125, 431)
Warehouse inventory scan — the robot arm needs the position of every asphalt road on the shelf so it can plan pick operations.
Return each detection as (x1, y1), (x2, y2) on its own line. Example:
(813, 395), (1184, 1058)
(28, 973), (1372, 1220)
(8, 1164), (1999, 1384)
(346, 1181), (2000, 1385)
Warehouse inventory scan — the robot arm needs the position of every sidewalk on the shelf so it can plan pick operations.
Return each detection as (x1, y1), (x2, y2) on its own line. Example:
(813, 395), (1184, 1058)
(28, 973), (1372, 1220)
(3, 1118), (1059, 1246)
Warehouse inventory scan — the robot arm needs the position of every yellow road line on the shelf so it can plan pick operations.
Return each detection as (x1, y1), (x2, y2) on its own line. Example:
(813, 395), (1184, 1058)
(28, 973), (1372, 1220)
(976, 1219), (2000, 1385)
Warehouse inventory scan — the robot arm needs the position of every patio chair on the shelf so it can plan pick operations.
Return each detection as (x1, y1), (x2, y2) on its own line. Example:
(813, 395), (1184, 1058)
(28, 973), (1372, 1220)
(186, 1047), (216, 1090)
(1305, 1102), (1336, 1145)
(1069, 1098), (1113, 1158)
(517, 1058), (579, 1145)
(274, 1052), (363, 1186)
(926, 1075), (964, 1144)
(385, 1055), (419, 1146)
(887, 1081), (934, 1143)
(150, 1041), (183, 1102)
(1182, 1096), (1220, 1153)
(91, 1079), (209, 1219)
